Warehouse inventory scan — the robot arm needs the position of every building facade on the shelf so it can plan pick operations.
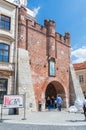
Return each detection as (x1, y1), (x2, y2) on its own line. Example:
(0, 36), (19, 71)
(18, 6), (71, 111)
(0, 0), (76, 114)
(73, 61), (86, 97)
(0, 0), (18, 114)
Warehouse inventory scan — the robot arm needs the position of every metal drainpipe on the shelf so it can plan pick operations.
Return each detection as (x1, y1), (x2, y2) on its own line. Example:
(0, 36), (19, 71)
(14, 6), (18, 95)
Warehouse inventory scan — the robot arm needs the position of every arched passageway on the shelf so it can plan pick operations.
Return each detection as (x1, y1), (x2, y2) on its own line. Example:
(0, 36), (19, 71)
(45, 83), (57, 98)
(45, 81), (66, 108)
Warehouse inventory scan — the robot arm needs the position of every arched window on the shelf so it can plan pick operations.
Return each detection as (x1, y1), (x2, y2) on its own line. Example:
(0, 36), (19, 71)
(0, 43), (9, 62)
(0, 78), (8, 104)
(48, 58), (56, 77)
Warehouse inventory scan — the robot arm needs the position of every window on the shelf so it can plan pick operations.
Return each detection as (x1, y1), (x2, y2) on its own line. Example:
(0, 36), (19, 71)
(0, 79), (8, 104)
(0, 43), (9, 62)
(49, 59), (55, 77)
(79, 75), (84, 83)
(0, 15), (11, 30)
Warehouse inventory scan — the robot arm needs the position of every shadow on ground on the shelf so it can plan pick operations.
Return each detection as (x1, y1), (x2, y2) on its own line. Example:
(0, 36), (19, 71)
(66, 119), (85, 122)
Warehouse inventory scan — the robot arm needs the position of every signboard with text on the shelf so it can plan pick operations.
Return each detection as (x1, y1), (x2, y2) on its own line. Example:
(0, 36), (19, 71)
(3, 95), (24, 108)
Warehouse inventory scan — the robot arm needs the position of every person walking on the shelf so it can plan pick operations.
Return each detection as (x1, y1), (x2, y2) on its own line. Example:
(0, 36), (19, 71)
(83, 96), (86, 121)
(56, 95), (62, 111)
(51, 96), (55, 109)
(38, 100), (42, 111)
(46, 97), (51, 111)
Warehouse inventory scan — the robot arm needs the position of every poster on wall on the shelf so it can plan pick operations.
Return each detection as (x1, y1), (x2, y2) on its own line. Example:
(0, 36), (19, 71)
(3, 95), (24, 108)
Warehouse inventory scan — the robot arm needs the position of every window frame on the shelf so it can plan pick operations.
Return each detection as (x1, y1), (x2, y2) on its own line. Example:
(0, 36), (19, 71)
(48, 58), (56, 77)
(79, 75), (84, 83)
(0, 78), (8, 104)
(0, 14), (11, 30)
(0, 43), (10, 62)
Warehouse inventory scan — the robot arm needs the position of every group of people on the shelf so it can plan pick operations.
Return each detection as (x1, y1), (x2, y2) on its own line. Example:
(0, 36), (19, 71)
(46, 95), (62, 111)
(39, 94), (86, 121)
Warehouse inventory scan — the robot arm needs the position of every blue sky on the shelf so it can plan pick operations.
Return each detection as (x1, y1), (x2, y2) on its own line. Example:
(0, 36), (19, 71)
(27, 0), (86, 63)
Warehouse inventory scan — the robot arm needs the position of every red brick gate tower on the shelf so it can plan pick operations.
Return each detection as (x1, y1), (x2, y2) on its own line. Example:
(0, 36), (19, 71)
(18, 6), (71, 111)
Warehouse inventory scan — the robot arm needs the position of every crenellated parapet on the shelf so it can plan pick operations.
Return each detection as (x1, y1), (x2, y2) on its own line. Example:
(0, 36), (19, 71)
(18, 6), (70, 47)
(55, 33), (65, 42)
(44, 19), (55, 27)
(65, 32), (70, 46)
(27, 19), (47, 34)
(55, 32), (70, 46)
(44, 19), (55, 37)
(27, 19), (56, 36)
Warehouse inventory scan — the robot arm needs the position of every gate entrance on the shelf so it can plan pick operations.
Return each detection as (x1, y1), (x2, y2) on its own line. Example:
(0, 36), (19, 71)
(45, 83), (57, 99)
(45, 81), (66, 108)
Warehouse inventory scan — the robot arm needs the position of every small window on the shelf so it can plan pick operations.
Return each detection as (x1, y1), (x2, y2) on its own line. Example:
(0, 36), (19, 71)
(79, 75), (84, 83)
(0, 43), (10, 62)
(49, 59), (55, 77)
(0, 15), (11, 30)
(0, 79), (8, 104)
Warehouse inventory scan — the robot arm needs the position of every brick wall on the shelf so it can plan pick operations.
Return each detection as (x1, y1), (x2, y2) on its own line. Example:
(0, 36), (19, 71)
(18, 7), (71, 109)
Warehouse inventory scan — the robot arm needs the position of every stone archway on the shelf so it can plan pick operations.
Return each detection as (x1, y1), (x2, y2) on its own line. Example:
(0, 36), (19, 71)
(45, 81), (66, 108)
(45, 83), (57, 99)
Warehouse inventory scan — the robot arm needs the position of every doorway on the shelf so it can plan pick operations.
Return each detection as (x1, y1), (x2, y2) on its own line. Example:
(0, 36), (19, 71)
(45, 83), (57, 99)
(45, 81), (66, 108)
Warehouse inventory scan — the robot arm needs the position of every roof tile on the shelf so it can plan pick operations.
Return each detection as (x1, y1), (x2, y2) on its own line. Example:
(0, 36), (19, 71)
(73, 61), (86, 70)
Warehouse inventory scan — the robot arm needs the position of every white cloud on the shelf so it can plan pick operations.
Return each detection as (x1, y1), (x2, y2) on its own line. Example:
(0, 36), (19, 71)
(33, 6), (40, 17)
(71, 46), (86, 63)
